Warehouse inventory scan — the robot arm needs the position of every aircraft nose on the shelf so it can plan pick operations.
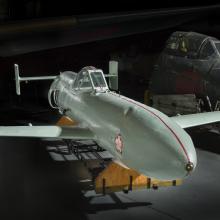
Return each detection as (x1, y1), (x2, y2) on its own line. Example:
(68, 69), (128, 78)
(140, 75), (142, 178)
(120, 106), (197, 180)
(185, 161), (194, 172)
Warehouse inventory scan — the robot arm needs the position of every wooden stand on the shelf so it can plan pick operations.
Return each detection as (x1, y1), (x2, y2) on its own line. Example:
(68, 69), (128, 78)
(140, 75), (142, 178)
(56, 116), (77, 126)
(95, 162), (182, 194)
(56, 116), (182, 194)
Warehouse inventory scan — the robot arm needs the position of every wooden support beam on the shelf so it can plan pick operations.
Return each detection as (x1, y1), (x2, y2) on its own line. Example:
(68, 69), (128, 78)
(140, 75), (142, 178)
(56, 116), (77, 126)
(95, 161), (182, 194)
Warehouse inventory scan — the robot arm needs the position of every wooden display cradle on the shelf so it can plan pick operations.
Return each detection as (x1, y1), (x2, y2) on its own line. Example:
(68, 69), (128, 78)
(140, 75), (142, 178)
(56, 116), (182, 194)
(95, 162), (182, 194)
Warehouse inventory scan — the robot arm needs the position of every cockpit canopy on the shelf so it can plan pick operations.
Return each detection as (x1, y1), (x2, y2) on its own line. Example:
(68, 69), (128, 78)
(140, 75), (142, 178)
(164, 31), (219, 59)
(73, 66), (108, 92)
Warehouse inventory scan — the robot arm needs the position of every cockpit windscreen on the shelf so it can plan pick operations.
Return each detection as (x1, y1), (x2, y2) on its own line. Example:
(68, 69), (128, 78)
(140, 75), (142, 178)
(215, 42), (220, 54)
(90, 71), (107, 88)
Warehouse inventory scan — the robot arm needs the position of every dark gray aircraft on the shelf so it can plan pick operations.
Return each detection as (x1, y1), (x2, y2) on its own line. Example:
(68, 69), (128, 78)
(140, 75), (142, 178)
(150, 31), (220, 108)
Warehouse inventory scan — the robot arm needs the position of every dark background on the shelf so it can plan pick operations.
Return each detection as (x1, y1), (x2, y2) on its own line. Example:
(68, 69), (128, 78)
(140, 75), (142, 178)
(0, 2), (220, 115)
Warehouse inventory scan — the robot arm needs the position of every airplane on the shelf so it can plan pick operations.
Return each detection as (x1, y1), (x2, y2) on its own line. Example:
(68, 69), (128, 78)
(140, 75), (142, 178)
(0, 61), (220, 180)
(149, 31), (220, 112)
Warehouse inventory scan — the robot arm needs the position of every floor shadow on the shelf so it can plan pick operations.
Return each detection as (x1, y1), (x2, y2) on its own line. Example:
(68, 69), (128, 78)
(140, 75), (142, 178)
(0, 138), (89, 220)
(0, 137), (153, 220)
(85, 193), (152, 214)
(186, 128), (220, 154)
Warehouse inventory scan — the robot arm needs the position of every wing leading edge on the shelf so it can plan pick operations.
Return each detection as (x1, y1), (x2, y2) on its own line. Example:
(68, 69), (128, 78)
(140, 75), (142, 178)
(0, 125), (94, 140)
(1, 111), (219, 138)
(171, 111), (220, 128)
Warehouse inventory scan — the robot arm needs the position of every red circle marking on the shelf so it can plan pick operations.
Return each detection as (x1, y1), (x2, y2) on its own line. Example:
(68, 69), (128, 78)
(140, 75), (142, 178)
(115, 133), (123, 154)
(110, 92), (190, 162)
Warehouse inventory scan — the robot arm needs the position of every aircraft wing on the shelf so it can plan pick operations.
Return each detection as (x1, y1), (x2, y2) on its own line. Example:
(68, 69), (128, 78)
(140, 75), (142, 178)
(0, 125), (95, 140)
(171, 111), (220, 128)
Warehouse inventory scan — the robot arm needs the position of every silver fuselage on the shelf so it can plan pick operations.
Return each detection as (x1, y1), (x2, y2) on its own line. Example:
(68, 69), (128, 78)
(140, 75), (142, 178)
(49, 72), (197, 180)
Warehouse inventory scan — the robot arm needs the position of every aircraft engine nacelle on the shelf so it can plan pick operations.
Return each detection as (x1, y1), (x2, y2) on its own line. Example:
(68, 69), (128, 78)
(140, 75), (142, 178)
(48, 71), (77, 109)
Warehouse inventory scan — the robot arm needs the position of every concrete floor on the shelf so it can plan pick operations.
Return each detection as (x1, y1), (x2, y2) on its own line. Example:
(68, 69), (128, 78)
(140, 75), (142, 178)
(86, 149), (220, 220)
(0, 129), (219, 220)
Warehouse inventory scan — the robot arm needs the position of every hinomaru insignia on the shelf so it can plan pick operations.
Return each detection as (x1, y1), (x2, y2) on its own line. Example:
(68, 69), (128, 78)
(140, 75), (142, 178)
(115, 133), (123, 154)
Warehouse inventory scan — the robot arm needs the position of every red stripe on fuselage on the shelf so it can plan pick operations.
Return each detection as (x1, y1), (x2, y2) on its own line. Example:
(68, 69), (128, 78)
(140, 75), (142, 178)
(109, 92), (190, 162)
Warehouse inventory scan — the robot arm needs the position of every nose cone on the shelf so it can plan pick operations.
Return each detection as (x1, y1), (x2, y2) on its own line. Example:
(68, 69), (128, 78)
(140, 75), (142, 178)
(121, 107), (197, 180)
(146, 126), (197, 180)
(186, 162), (194, 172)
(141, 146), (197, 180)
(137, 134), (197, 180)
(184, 142), (197, 176)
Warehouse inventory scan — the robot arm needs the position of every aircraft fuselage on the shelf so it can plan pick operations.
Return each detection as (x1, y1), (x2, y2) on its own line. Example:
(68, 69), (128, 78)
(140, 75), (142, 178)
(49, 69), (197, 180)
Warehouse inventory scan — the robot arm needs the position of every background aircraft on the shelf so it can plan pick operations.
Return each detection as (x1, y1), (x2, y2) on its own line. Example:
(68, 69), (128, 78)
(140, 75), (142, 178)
(150, 31), (220, 113)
